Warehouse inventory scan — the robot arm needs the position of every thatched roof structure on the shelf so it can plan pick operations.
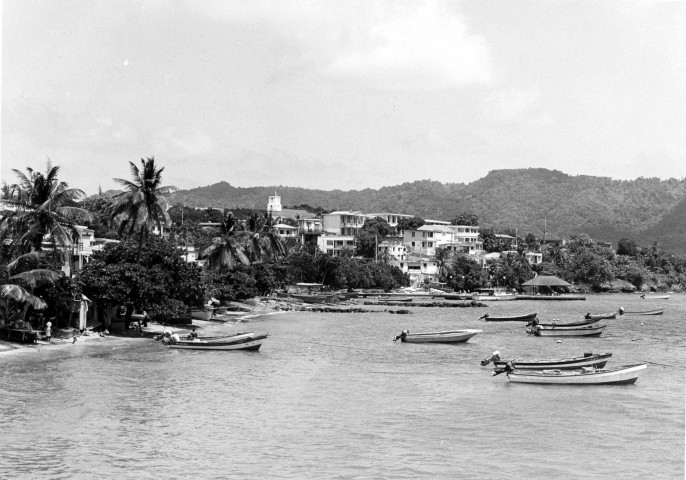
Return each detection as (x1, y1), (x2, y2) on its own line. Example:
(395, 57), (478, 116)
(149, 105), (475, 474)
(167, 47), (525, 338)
(522, 275), (571, 287)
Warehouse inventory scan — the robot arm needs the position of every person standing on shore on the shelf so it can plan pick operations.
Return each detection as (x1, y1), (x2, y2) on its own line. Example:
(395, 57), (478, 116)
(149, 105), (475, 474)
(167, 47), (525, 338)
(45, 321), (52, 342)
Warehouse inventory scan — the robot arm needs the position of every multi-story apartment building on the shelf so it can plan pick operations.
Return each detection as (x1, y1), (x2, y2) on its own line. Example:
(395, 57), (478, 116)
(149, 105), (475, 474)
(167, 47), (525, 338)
(451, 225), (483, 254)
(316, 235), (356, 256)
(366, 212), (412, 228)
(322, 211), (366, 236)
(391, 254), (439, 287)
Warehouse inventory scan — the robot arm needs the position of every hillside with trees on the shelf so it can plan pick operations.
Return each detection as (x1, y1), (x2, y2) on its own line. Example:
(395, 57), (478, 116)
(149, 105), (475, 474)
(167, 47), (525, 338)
(169, 169), (686, 253)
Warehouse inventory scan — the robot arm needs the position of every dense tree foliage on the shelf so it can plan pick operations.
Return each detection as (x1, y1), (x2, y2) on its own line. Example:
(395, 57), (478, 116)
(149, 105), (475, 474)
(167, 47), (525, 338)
(355, 217), (393, 258)
(451, 213), (478, 226)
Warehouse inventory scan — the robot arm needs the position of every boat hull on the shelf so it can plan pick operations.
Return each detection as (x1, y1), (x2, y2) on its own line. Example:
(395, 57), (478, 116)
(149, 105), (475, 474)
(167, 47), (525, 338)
(516, 295), (586, 301)
(481, 312), (537, 322)
(585, 312), (617, 320)
(533, 324), (606, 337)
(168, 334), (268, 351)
(190, 309), (213, 320)
(537, 317), (597, 327)
(493, 352), (612, 370)
(400, 329), (482, 344)
(507, 364), (647, 385)
(472, 294), (517, 302)
(641, 295), (669, 300)
(622, 309), (664, 315)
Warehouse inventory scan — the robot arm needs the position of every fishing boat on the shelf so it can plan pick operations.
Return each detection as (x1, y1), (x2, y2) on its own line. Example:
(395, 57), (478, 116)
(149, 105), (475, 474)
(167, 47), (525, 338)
(278, 283), (339, 304)
(527, 323), (606, 337)
(480, 350), (612, 370)
(392, 329), (482, 344)
(479, 312), (537, 322)
(620, 308), (665, 316)
(584, 311), (617, 320)
(532, 317), (598, 328)
(433, 293), (472, 300)
(640, 294), (670, 300)
(377, 296), (413, 302)
(498, 363), (647, 385)
(167, 333), (269, 351)
(190, 309), (214, 320)
(471, 288), (517, 302)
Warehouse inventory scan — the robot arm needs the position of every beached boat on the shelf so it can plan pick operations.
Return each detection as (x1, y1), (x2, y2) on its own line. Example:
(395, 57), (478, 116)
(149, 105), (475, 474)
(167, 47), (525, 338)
(479, 312), (537, 322)
(640, 294), (670, 300)
(584, 311), (617, 320)
(190, 309), (213, 320)
(500, 363), (647, 385)
(528, 323), (606, 337)
(471, 288), (517, 302)
(279, 283), (340, 304)
(480, 350), (612, 370)
(378, 296), (413, 302)
(392, 329), (482, 344)
(167, 333), (269, 351)
(620, 308), (665, 316)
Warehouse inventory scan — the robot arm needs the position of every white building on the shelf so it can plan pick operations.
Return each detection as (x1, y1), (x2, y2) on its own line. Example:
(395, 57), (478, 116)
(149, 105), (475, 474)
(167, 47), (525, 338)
(267, 193), (282, 215)
(366, 212), (412, 228)
(391, 254), (439, 287)
(274, 223), (298, 238)
(317, 235), (356, 256)
(322, 211), (366, 236)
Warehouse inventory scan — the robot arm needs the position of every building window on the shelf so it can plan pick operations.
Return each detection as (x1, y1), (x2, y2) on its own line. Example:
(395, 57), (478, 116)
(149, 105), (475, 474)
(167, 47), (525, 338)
(422, 242), (426, 247)
(327, 240), (333, 246)
(412, 232), (415, 237)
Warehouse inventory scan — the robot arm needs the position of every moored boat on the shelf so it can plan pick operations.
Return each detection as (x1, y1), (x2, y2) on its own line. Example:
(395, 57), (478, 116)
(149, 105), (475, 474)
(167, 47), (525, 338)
(479, 312), (537, 322)
(516, 294), (586, 301)
(527, 323), (607, 337)
(167, 333), (269, 351)
(584, 311), (617, 320)
(640, 294), (670, 300)
(471, 288), (517, 301)
(499, 363), (647, 385)
(480, 350), (612, 370)
(532, 317), (597, 328)
(620, 308), (665, 315)
(393, 329), (482, 344)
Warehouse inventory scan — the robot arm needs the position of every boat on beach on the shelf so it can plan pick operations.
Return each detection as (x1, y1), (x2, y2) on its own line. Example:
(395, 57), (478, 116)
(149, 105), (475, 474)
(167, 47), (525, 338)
(480, 351), (612, 370)
(167, 333), (269, 351)
(499, 363), (647, 385)
(479, 312), (537, 322)
(528, 323), (607, 337)
(393, 329), (482, 344)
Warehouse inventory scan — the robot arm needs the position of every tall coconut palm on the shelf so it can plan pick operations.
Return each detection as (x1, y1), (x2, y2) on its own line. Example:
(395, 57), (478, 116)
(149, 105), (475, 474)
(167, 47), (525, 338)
(201, 212), (251, 272)
(242, 212), (286, 263)
(0, 251), (61, 321)
(110, 157), (176, 259)
(1, 161), (89, 256)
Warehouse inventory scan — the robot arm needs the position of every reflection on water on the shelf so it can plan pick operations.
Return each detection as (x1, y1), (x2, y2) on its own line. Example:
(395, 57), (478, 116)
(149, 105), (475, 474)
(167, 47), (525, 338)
(1, 294), (684, 479)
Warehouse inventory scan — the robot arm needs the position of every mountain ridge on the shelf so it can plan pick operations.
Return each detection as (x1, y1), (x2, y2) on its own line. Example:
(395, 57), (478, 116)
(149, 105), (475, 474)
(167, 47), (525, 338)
(167, 168), (686, 254)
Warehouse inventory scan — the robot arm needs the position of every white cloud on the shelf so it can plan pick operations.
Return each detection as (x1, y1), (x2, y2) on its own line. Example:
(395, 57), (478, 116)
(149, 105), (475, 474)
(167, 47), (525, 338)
(326, 1), (491, 88)
(153, 130), (215, 157)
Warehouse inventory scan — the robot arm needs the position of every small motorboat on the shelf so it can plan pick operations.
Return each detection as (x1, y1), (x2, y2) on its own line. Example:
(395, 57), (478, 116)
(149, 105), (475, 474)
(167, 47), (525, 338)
(530, 317), (597, 328)
(620, 308), (665, 316)
(479, 312), (537, 322)
(640, 294), (670, 300)
(167, 333), (268, 351)
(393, 329), (482, 344)
(584, 311), (617, 320)
(494, 363), (647, 385)
(480, 350), (612, 370)
(527, 323), (607, 337)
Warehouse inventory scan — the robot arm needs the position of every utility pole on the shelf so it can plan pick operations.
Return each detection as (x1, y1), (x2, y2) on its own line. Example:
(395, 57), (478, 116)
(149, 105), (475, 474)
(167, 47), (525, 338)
(543, 218), (547, 245)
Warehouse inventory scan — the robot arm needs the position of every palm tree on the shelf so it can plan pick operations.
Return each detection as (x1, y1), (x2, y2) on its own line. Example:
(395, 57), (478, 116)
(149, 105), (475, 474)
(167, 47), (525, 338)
(1, 161), (89, 255)
(545, 242), (569, 267)
(110, 157), (176, 259)
(0, 251), (61, 321)
(242, 212), (286, 263)
(201, 212), (251, 272)
(433, 246), (454, 282)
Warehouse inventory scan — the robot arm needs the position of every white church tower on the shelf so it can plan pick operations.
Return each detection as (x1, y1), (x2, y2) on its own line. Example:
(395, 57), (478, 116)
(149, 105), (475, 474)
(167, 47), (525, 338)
(267, 192), (282, 215)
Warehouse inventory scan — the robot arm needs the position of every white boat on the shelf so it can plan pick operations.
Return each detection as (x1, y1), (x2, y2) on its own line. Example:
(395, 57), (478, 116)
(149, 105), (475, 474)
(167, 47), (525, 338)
(503, 364), (647, 385)
(471, 288), (517, 302)
(640, 294), (670, 300)
(527, 324), (606, 337)
(167, 333), (268, 351)
(393, 329), (482, 343)
(191, 309), (214, 320)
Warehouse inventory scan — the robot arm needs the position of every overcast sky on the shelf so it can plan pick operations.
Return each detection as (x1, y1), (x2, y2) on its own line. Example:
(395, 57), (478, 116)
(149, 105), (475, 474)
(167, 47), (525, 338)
(2, 1), (685, 195)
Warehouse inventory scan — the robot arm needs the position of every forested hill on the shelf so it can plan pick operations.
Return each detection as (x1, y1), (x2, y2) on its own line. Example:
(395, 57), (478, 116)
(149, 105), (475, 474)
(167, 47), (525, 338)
(169, 168), (686, 254)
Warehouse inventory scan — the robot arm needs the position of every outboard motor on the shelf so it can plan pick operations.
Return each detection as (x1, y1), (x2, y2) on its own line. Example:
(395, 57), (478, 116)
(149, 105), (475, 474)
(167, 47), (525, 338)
(618, 307), (625, 316)
(479, 313), (489, 321)
(480, 350), (501, 366)
(492, 361), (515, 376)
(392, 330), (409, 342)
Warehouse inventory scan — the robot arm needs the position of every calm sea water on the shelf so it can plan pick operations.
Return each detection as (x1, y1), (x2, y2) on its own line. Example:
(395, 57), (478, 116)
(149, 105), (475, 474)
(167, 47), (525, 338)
(1, 294), (684, 479)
